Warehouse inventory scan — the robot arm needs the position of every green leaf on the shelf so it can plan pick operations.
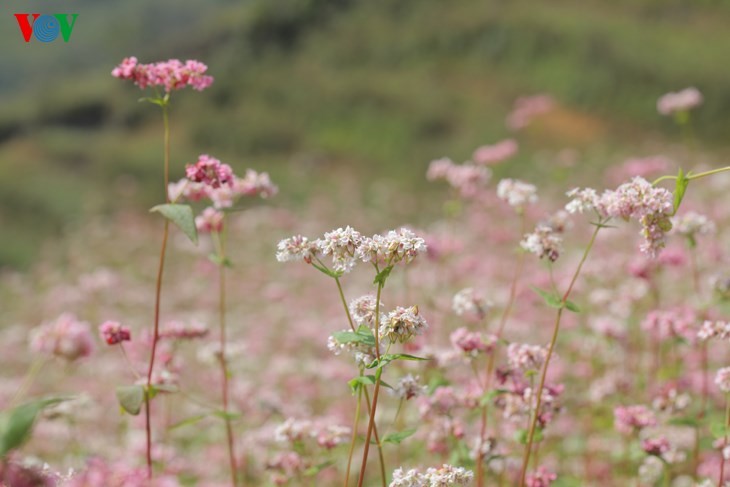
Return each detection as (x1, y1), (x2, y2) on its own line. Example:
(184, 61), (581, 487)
(382, 428), (417, 444)
(348, 375), (377, 393)
(366, 353), (428, 370)
(710, 421), (729, 439)
(374, 265), (394, 287)
(672, 168), (691, 215)
(212, 410), (241, 421)
(0, 397), (69, 457)
(564, 300), (581, 313)
(146, 384), (178, 400)
(116, 385), (145, 416)
(332, 326), (376, 347)
(514, 428), (543, 445)
(667, 416), (699, 428)
(480, 388), (510, 406)
(311, 262), (343, 279)
(304, 460), (335, 476)
(169, 414), (209, 430)
(531, 286), (563, 309)
(208, 253), (233, 268)
(150, 204), (198, 245)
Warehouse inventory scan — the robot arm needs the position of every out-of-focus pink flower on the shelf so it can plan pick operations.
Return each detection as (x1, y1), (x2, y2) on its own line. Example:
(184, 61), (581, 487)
(450, 327), (496, 356)
(472, 139), (518, 166)
(526, 466), (558, 487)
(98, 321), (131, 345)
(657, 87), (702, 116)
(159, 320), (209, 340)
(507, 94), (555, 130)
(614, 405), (656, 434)
(195, 207), (225, 233)
(30, 313), (94, 361)
(112, 57), (213, 92)
(235, 169), (278, 199)
(66, 457), (180, 486)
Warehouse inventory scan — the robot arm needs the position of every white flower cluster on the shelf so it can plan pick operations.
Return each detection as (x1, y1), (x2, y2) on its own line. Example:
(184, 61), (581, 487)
(390, 464), (474, 487)
(521, 225), (563, 262)
(276, 227), (427, 273)
(496, 178), (538, 208)
(380, 306), (429, 344)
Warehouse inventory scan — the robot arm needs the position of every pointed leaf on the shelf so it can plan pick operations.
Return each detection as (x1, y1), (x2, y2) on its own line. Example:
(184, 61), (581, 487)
(382, 428), (417, 444)
(0, 397), (69, 457)
(116, 385), (145, 416)
(531, 286), (563, 309)
(150, 204), (198, 244)
(672, 168), (691, 215)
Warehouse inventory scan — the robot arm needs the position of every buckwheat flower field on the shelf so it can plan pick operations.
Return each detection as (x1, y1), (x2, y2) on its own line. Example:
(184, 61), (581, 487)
(3, 4), (730, 487)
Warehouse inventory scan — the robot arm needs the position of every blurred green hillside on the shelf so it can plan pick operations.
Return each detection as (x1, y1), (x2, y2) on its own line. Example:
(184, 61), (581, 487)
(2, 0), (730, 268)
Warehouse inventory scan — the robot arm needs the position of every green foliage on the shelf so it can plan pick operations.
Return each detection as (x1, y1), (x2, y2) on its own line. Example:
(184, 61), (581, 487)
(381, 428), (417, 444)
(0, 397), (70, 457)
(116, 385), (145, 416)
(150, 204), (199, 245)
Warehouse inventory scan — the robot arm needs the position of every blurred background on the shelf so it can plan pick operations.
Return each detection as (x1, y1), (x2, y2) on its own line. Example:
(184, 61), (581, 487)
(1, 0), (729, 269)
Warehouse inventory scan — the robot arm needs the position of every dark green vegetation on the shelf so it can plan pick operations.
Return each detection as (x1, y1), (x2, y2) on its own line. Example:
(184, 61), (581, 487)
(1, 0), (729, 268)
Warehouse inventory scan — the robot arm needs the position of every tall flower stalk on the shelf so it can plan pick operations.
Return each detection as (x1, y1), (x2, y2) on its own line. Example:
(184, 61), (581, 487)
(113, 56), (214, 477)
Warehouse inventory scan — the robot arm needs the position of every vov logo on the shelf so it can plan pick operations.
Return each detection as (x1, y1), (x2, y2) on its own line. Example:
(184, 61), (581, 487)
(14, 14), (79, 43)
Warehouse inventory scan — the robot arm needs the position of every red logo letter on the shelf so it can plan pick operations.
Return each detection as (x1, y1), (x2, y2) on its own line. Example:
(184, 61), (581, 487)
(14, 13), (40, 42)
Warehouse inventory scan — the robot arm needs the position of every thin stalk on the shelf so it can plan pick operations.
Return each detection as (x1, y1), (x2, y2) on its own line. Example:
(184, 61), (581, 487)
(214, 218), (238, 487)
(357, 280), (385, 487)
(653, 166), (730, 186)
(719, 394), (730, 487)
(519, 222), (603, 486)
(476, 212), (527, 486)
(9, 358), (46, 408)
(144, 101), (171, 479)
(333, 274), (386, 486)
(345, 376), (364, 487)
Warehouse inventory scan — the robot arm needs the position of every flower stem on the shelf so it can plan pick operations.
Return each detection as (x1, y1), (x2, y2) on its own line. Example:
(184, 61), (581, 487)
(719, 394), (730, 487)
(357, 281), (385, 487)
(9, 358), (46, 408)
(519, 221), (603, 486)
(144, 102), (171, 479)
(215, 217), (238, 487)
(345, 373), (364, 487)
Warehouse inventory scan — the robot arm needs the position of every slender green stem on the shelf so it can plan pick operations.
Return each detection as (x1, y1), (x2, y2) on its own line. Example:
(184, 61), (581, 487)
(345, 373), (364, 487)
(362, 386), (387, 487)
(215, 217), (238, 487)
(335, 277), (356, 332)
(653, 166), (730, 186)
(357, 280), (385, 487)
(144, 101), (171, 479)
(519, 222), (603, 486)
(118, 344), (142, 381)
(9, 358), (46, 408)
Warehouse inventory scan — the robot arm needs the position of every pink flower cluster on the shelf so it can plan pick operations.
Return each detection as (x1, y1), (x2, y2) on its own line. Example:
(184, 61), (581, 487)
(185, 154), (234, 189)
(450, 327), (496, 356)
(98, 320), (131, 345)
(640, 306), (697, 343)
(66, 458), (180, 487)
(657, 87), (703, 116)
(170, 156), (277, 209)
(566, 176), (674, 257)
(195, 207), (224, 233)
(159, 320), (209, 340)
(614, 405), (657, 434)
(30, 313), (94, 361)
(507, 94), (555, 130)
(525, 466), (558, 487)
(472, 139), (518, 165)
(427, 158), (491, 198)
(112, 57), (213, 92)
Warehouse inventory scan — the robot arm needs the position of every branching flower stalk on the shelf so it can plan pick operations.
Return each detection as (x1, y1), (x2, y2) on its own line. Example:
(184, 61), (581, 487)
(518, 218), (606, 487)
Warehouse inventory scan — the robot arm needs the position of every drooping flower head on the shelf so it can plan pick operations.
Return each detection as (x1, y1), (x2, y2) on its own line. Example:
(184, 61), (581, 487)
(521, 225), (562, 262)
(99, 321), (131, 345)
(112, 57), (214, 92)
(380, 306), (428, 344)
